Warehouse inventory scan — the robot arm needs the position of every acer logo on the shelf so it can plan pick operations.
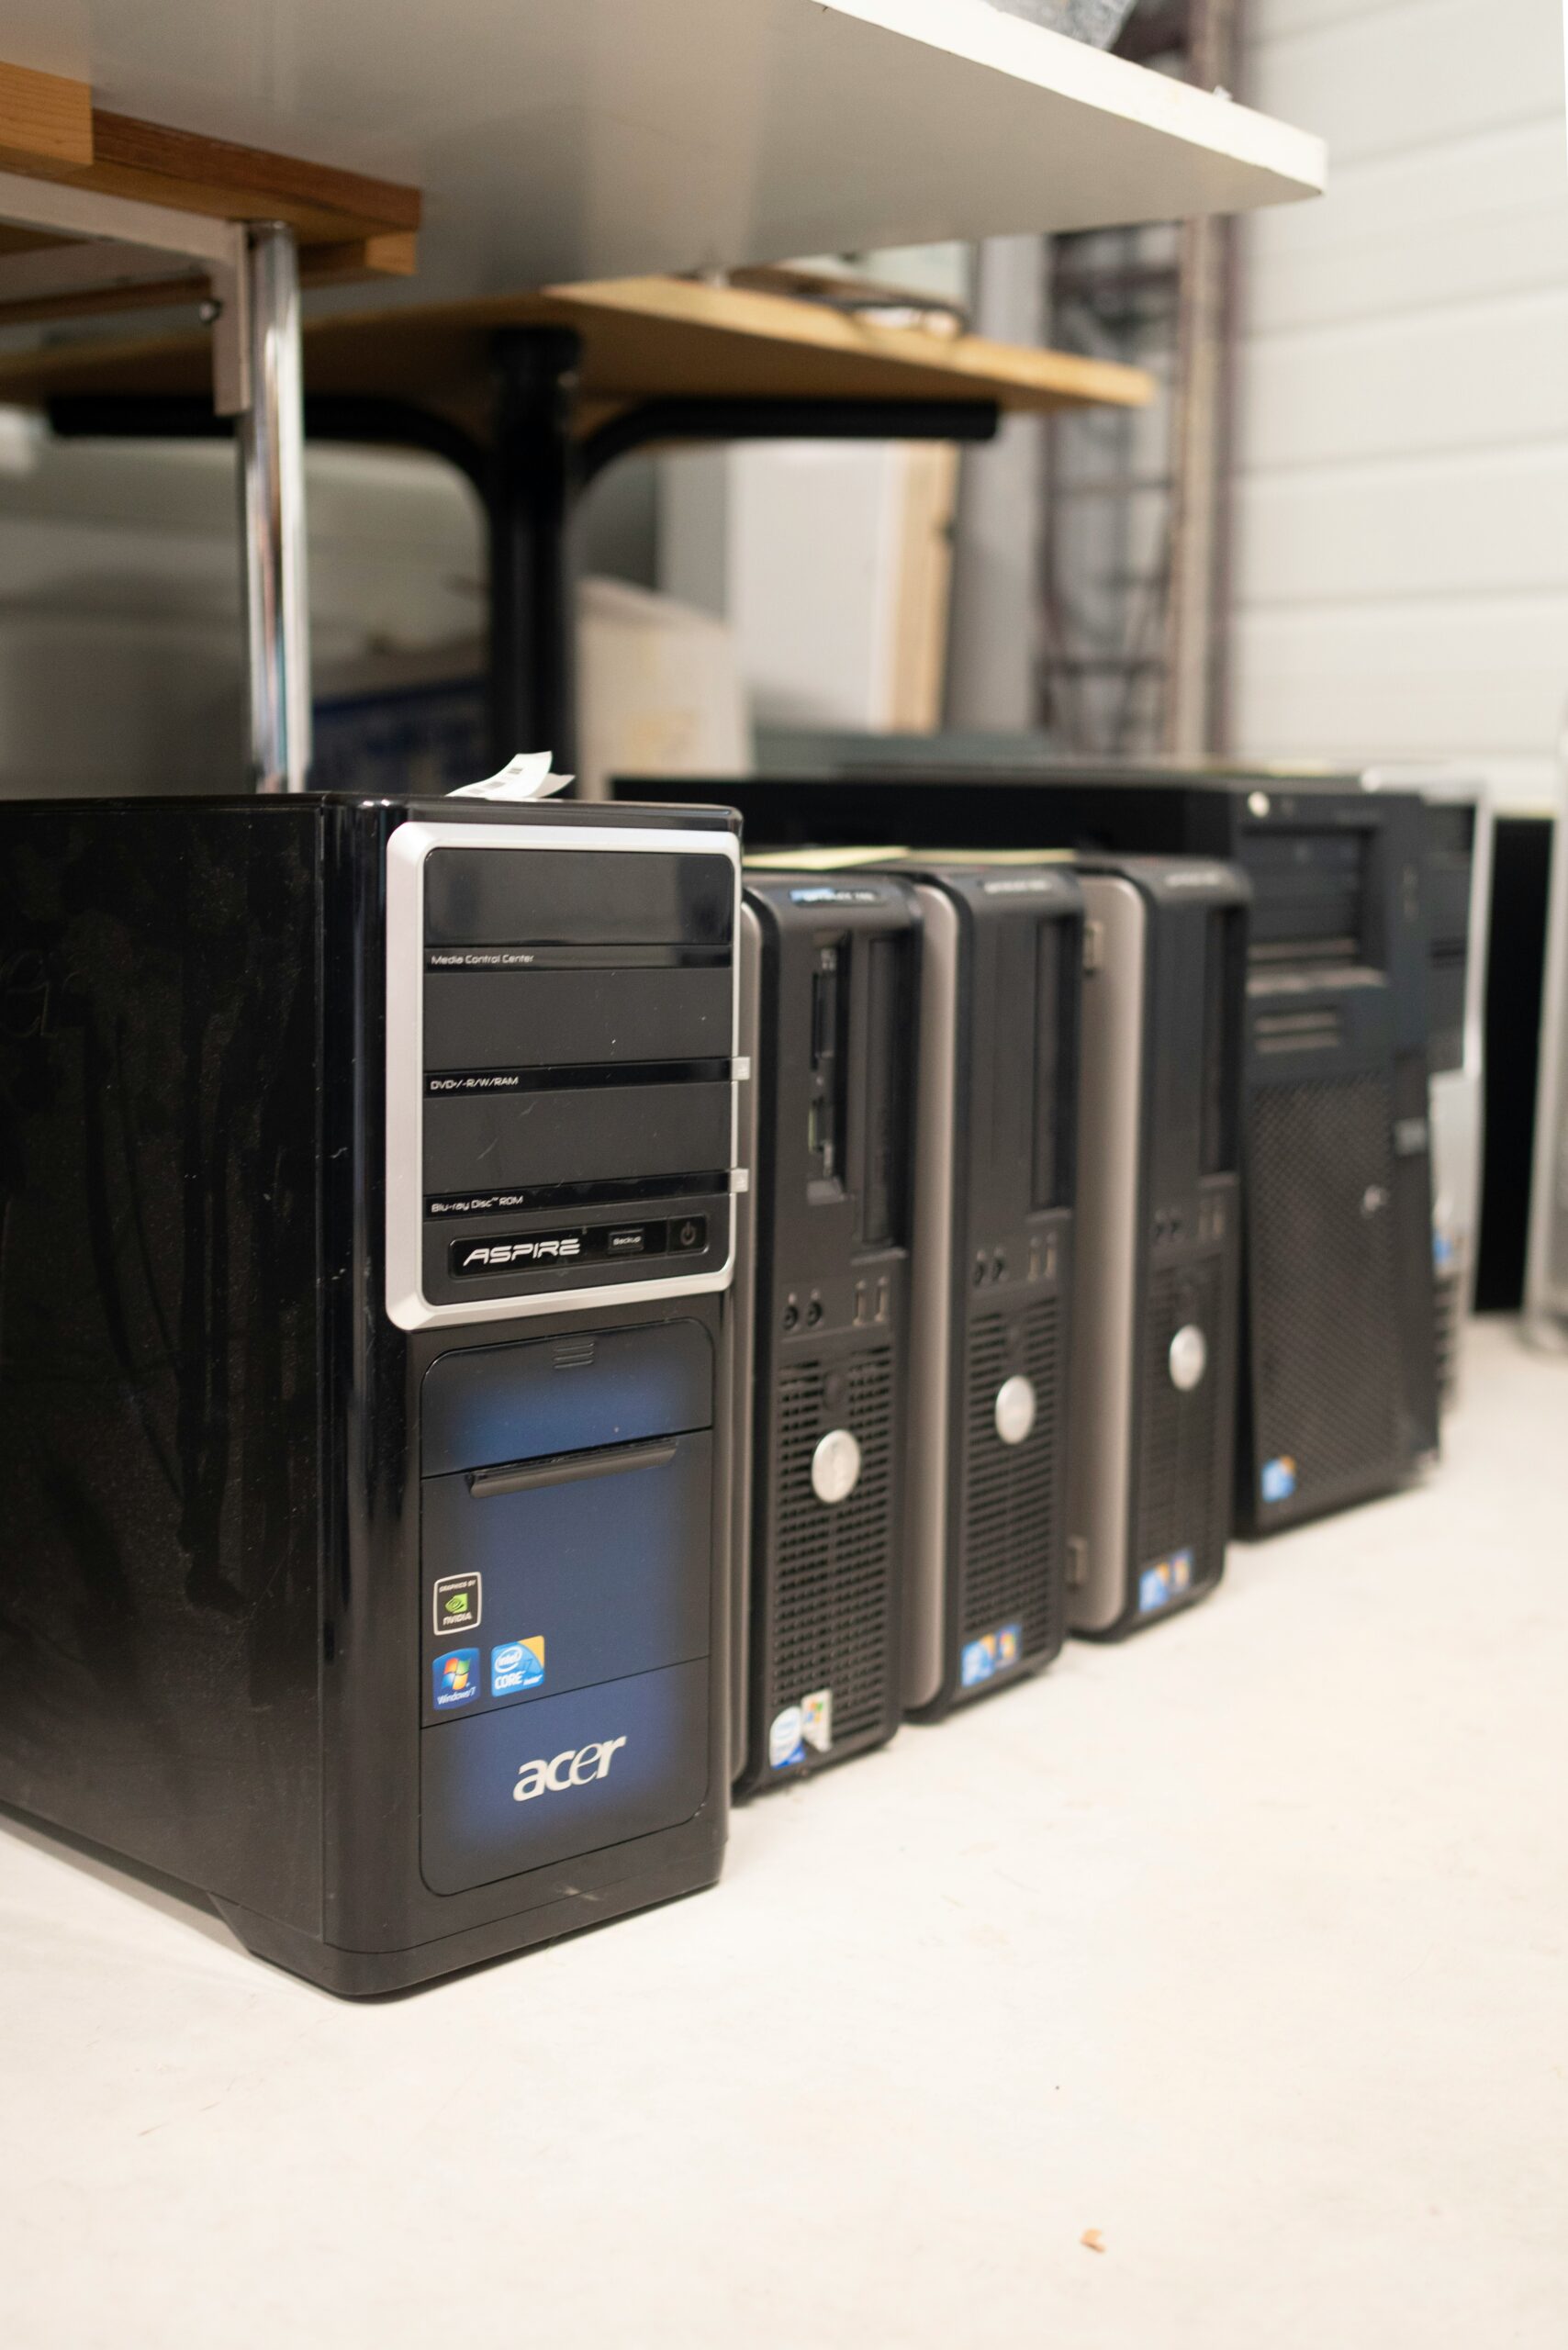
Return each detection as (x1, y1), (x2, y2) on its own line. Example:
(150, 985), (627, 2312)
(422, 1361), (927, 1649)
(512, 1736), (627, 1802)
(455, 1235), (582, 1272)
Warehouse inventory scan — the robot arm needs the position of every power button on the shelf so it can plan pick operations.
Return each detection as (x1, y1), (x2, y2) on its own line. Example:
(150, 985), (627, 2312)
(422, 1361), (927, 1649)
(669, 1216), (707, 1253)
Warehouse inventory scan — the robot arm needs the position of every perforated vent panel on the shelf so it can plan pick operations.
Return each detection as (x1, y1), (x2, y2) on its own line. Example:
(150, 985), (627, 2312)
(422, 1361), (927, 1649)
(769, 1347), (897, 1745)
(960, 1304), (1063, 1658)
(1137, 1257), (1226, 1577)
(1249, 1074), (1402, 1512)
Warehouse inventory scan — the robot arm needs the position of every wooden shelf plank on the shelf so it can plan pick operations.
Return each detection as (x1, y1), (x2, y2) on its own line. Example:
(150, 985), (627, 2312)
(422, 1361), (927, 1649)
(0, 69), (421, 258)
(0, 274), (1152, 438)
(0, 64), (93, 174)
(79, 113), (421, 242)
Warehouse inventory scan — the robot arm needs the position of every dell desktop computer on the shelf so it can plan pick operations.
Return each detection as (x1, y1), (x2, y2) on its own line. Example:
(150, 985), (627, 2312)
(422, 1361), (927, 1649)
(890, 860), (1083, 1718)
(731, 870), (920, 1792)
(1066, 855), (1249, 1637)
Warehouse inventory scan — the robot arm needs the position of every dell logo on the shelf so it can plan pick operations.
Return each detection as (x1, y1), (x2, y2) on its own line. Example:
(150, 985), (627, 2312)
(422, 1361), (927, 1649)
(512, 1736), (627, 1802)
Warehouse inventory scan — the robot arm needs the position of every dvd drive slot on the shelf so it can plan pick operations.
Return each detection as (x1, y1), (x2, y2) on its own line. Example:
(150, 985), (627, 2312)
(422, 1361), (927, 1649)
(424, 1081), (732, 1193)
(424, 964), (731, 1070)
(846, 932), (906, 1247)
(807, 942), (844, 1188)
(1247, 934), (1358, 968)
(1254, 1007), (1345, 1055)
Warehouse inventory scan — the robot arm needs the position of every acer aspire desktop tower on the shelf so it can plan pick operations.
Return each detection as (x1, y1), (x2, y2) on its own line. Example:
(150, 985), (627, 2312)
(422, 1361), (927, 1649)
(0, 793), (743, 1994)
(687, 767), (1438, 1539)
(731, 872), (919, 1791)
(893, 862), (1082, 1718)
(1066, 856), (1248, 1638)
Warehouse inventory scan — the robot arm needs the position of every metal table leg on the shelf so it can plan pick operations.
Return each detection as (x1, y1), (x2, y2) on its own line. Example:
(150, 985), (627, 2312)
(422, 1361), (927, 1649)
(239, 223), (311, 793)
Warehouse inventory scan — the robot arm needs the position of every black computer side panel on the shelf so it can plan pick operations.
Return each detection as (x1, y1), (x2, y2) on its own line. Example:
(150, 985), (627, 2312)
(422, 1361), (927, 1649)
(0, 798), (326, 1935)
(733, 876), (918, 1795)
(896, 865), (1082, 1720)
(1374, 789), (1441, 1466)
(1067, 856), (1248, 1639)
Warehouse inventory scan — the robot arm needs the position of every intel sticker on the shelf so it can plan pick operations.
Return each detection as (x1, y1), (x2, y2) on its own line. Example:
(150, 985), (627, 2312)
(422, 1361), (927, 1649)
(1261, 1455), (1298, 1505)
(801, 1688), (833, 1755)
(491, 1637), (546, 1696)
(432, 1649), (480, 1709)
(769, 1706), (804, 1770)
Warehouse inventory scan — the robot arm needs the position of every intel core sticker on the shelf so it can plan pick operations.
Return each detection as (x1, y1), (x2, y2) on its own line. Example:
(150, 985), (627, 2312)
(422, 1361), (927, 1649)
(491, 1637), (545, 1697)
(1261, 1455), (1298, 1505)
(769, 1706), (804, 1770)
(432, 1649), (479, 1709)
(433, 1572), (480, 1637)
(996, 1622), (1023, 1670)
(801, 1688), (833, 1754)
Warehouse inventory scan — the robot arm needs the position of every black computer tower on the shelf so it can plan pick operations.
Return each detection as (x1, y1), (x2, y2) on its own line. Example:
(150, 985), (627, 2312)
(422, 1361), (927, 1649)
(0, 792), (742, 1993)
(1066, 856), (1249, 1637)
(732, 872), (919, 1791)
(888, 862), (1082, 1717)
(648, 767), (1439, 1539)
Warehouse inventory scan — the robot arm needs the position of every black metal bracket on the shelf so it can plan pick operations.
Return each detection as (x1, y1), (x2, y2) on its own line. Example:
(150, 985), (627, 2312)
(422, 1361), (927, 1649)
(49, 358), (1003, 789)
(577, 395), (999, 484)
(50, 393), (490, 496)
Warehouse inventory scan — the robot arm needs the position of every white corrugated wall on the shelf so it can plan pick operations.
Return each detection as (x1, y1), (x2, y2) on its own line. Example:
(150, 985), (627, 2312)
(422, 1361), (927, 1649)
(1232, 0), (1568, 811)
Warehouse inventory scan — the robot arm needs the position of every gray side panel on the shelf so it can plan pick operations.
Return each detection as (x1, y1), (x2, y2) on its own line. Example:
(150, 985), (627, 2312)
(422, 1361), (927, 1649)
(1066, 876), (1147, 1634)
(729, 908), (762, 1779)
(902, 886), (959, 1708)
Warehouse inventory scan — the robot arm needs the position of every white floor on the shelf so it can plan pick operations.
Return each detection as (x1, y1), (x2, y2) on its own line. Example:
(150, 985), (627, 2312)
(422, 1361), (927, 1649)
(2, 1318), (1565, 2350)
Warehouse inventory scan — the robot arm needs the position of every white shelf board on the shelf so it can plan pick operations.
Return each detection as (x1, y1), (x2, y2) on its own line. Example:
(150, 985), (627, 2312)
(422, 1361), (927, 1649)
(17, 0), (1326, 302)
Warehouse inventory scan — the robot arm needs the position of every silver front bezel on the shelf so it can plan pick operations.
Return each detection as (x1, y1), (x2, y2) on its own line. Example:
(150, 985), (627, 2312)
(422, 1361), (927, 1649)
(902, 884), (960, 1710)
(1066, 875), (1147, 1633)
(728, 904), (763, 1778)
(385, 819), (742, 1333)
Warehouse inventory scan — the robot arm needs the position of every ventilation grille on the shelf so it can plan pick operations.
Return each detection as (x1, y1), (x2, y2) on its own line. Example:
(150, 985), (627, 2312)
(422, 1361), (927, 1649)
(1249, 1074), (1402, 1511)
(1137, 1257), (1226, 1576)
(1434, 1259), (1465, 1409)
(960, 1303), (1062, 1655)
(770, 1347), (897, 1744)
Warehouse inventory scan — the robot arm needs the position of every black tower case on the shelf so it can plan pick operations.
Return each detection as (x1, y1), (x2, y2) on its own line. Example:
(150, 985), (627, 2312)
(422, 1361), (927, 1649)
(1067, 855), (1249, 1636)
(731, 871), (919, 1791)
(0, 792), (743, 1993)
(644, 767), (1438, 1540)
(890, 861), (1083, 1717)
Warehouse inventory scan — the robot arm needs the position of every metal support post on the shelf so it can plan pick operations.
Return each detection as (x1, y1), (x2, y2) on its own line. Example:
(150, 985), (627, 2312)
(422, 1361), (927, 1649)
(1163, 0), (1241, 758)
(239, 223), (311, 793)
(487, 327), (582, 774)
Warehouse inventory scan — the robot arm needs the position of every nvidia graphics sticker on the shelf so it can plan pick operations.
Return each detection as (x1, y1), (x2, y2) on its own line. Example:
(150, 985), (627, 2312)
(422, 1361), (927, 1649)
(433, 1573), (481, 1637)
